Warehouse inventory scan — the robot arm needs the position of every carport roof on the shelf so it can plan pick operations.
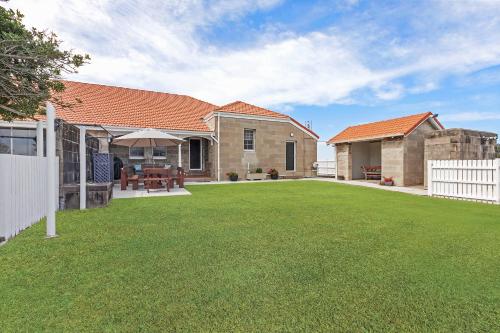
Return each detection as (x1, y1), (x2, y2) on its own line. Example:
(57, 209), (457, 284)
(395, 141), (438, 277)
(328, 112), (444, 144)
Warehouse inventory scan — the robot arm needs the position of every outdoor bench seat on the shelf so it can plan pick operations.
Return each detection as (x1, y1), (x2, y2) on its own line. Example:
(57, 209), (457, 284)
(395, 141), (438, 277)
(361, 165), (382, 180)
(120, 168), (139, 190)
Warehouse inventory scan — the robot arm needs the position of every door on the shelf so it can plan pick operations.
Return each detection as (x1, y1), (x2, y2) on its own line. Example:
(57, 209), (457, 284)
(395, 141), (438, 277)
(189, 138), (202, 170)
(286, 141), (295, 171)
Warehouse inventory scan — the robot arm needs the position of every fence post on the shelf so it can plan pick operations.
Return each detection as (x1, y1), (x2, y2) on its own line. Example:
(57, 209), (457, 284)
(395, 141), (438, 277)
(495, 159), (500, 204)
(79, 126), (87, 210)
(427, 160), (433, 197)
(36, 121), (44, 157)
(46, 102), (57, 238)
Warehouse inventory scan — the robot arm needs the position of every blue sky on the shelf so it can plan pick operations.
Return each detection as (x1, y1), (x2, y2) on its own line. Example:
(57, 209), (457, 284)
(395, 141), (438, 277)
(6, 0), (500, 144)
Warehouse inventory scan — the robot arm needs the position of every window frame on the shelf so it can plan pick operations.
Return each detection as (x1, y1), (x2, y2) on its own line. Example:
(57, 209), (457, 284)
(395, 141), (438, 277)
(129, 146), (145, 159)
(243, 128), (256, 151)
(285, 140), (296, 172)
(0, 127), (37, 156)
(152, 146), (167, 159)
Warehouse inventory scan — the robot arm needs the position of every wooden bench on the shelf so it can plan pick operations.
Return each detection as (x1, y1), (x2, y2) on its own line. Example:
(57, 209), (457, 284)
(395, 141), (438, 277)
(120, 167), (139, 190)
(361, 165), (382, 180)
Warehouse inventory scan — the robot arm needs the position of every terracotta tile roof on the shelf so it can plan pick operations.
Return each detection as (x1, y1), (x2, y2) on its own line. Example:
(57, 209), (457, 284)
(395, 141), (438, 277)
(52, 81), (218, 132)
(215, 101), (319, 138)
(328, 112), (443, 144)
(215, 101), (289, 119)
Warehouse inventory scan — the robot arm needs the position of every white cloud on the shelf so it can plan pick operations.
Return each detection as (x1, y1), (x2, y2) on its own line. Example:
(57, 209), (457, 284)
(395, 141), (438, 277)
(4, 0), (500, 108)
(441, 112), (500, 122)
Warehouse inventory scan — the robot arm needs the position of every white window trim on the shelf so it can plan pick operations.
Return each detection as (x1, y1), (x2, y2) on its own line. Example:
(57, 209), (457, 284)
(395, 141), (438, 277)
(129, 147), (145, 159)
(189, 138), (203, 170)
(285, 140), (296, 172)
(152, 146), (167, 159)
(243, 128), (256, 152)
(0, 127), (37, 156)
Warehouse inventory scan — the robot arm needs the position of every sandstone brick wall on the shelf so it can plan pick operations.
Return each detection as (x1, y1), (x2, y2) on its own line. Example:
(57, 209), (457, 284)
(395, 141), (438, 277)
(404, 120), (435, 186)
(423, 128), (498, 186)
(217, 117), (317, 180)
(335, 143), (351, 180)
(381, 138), (405, 186)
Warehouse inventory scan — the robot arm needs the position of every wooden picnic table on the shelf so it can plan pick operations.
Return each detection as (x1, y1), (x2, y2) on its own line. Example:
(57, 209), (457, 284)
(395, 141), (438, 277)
(143, 168), (172, 192)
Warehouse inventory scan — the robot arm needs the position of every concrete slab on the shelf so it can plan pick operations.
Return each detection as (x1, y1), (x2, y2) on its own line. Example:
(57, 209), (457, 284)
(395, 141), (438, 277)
(113, 184), (191, 199)
(308, 177), (427, 196)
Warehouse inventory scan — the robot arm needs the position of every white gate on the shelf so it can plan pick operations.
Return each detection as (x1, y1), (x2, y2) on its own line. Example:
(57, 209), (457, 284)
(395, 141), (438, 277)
(427, 159), (500, 204)
(0, 155), (59, 241)
(316, 161), (336, 177)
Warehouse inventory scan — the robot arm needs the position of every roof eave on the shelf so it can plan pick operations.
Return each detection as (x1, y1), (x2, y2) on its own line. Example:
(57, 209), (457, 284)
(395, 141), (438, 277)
(330, 133), (405, 144)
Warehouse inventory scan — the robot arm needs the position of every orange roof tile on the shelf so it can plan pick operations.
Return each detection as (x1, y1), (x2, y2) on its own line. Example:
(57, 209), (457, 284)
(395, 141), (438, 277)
(328, 112), (443, 144)
(215, 101), (319, 138)
(52, 81), (218, 132)
(215, 101), (289, 119)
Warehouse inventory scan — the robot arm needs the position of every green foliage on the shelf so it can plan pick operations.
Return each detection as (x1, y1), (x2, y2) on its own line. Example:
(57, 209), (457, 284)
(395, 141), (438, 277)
(0, 7), (89, 120)
(255, 167), (263, 173)
(0, 182), (498, 331)
(267, 168), (278, 176)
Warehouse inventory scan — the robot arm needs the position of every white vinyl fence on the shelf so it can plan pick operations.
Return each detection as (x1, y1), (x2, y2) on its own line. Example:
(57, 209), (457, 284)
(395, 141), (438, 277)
(316, 161), (336, 177)
(427, 159), (500, 204)
(0, 155), (59, 241)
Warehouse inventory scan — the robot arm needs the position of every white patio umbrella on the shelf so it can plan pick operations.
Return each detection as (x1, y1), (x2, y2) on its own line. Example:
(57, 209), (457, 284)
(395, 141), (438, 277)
(112, 128), (184, 147)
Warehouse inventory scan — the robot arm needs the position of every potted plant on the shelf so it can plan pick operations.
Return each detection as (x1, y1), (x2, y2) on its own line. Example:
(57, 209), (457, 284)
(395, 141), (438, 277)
(246, 167), (266, 180)
(383, 176), (394, 186)
(227, 172), (238, 181)
(268, 168), (279, 180)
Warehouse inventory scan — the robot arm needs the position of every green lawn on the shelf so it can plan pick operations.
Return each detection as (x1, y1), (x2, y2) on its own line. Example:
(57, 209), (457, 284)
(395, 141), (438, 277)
(0, 181), (499, 332)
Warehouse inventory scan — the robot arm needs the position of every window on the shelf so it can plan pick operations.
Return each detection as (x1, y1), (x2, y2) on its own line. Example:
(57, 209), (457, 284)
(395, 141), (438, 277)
(153, 146), (166, 158)
(129, 147), (145, 159)
(244, 129), (255, 151)
(0, 128), (11, 154)
(0, 127), (37, 156)
(286, 141), (296, 171)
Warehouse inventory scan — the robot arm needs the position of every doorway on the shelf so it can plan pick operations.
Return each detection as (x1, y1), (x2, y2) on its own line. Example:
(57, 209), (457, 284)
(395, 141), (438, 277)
(189, 138), (202, 170)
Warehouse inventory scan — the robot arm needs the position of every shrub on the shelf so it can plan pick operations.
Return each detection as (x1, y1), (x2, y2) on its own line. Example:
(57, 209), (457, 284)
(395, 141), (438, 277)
(267, 168), (278, 176)
(255, 168), (263, 173)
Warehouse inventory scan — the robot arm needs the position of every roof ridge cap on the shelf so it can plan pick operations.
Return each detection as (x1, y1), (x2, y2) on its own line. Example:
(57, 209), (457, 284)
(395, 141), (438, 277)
(60, 80), (219, 107)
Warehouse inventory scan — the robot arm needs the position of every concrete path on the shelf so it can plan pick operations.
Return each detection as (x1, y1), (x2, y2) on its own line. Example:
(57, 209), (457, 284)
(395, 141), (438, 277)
(114, 178), (427, 198)
(185, 177), (428, 196)
(306, 177), (428, 196)
(113, 184), (191, 199)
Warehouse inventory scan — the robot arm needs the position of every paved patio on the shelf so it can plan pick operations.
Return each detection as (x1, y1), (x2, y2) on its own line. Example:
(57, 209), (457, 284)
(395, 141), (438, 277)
(113, 184), (191, 199)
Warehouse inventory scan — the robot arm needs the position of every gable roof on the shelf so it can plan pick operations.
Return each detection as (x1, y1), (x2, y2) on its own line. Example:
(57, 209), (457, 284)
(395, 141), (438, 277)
(215, 101), (289, 119)
(53, 81), (218, 132)
(328, 112), (444, 144)
(213, 101), (319, 139)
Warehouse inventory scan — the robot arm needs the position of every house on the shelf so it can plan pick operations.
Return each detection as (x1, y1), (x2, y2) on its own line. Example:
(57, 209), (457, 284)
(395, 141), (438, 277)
(328, 112), (444, 186)
(0, 81), (318, 181)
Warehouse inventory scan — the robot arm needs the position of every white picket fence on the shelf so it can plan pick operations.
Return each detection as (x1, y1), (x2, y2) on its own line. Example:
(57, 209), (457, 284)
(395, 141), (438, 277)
(316, 161), (336, 177)
(0, 155), (59, 241)
(427, 159), (500, 204)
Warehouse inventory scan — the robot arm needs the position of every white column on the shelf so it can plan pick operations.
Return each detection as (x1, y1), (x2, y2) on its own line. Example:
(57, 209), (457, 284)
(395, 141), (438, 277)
(46, 102), (56, 238)
(79, 126), (86, 210)
(178, 144), (182, 167)
(217, 113), (221, 182)
(36, 121), (44, 157)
